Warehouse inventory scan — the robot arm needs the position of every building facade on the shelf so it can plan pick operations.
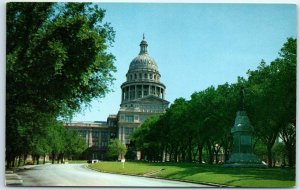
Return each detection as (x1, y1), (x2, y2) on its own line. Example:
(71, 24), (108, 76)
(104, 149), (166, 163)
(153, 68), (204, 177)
(64, 115), (117, 160)
(65, 35), (169, 159)
(117, 35), (169, 145)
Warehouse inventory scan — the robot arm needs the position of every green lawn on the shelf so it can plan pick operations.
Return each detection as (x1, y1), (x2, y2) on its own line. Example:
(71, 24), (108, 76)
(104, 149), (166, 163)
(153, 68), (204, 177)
(88, 161), (295, 188)
(67, 160), (88, 164)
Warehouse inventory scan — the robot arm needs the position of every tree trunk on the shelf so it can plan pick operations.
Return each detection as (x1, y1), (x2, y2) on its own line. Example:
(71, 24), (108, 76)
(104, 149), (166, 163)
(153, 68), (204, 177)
(37, 155), (40, 165)
(23, 154), (27, 166)
(280, 123), (296, 168)
(33, 156), (35, 165)
(187, 138), (192, 162)
(57, 153), (60, 164)
(264, 131), (278, 168)
(224, 147), (229, 162)
(18, 155), (22, 166)
(198, 144), (203, 164)
(162, 147), (166, 162)
(282, 152), (286, 167)
(273, 152), (276, 167)
(174, 146), (178, 162)
(215, 152), (219, 164)
(5, 156), (9, 169)
(61, 153), (64, 164)
(6, 154), (12, 169)
(287, 146), (295, 167)
(267, 144), (273, 168)
(283, 138), (295, 168)
(192, 147), (198, 162)
(52, 152), (55, 164)
(206, 141), (213, 164)
(9, 154), (14, 168)
(12, 155), (16, 167)
(43, 153), (46, 164)
(181, 146), (186, 162)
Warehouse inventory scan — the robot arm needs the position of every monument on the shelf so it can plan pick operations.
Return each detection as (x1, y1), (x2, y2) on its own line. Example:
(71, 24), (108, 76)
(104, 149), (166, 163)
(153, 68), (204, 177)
(224, 87), (266, 167)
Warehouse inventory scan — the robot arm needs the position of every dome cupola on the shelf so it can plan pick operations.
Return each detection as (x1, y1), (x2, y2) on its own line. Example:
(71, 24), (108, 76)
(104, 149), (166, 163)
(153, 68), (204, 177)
(139, 34), (148, 54)
(129, 34), (158, 71)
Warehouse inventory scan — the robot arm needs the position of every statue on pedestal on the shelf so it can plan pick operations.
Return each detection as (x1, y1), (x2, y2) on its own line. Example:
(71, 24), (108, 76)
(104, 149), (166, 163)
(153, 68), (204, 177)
(223, 87), (266, 167)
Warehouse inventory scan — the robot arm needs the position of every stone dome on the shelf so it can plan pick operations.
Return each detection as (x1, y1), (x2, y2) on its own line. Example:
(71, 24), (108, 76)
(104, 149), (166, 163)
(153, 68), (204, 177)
(129, 54), (158, 71)
(121, 35), (166, 104)
(128, 35), (158, 71)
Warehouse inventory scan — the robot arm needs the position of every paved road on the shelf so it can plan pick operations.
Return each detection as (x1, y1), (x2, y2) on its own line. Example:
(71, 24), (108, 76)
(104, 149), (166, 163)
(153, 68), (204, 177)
(16, 164), (210, 187)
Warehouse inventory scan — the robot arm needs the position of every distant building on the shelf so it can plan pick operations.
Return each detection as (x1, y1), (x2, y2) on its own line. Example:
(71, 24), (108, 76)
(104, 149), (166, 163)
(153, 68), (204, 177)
(64, 116), (117, 160)
(65, 35), (169, 159)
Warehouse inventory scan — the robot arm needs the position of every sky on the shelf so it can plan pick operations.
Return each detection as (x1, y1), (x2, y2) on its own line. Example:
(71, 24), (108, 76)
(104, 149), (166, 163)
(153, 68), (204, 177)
(71, 3), (297, 122)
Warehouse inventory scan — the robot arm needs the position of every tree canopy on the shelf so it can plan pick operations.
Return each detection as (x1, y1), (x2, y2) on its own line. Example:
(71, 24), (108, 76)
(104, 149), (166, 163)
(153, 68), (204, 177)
(6, 2), (116, 168)
(106, 139), (127, 160)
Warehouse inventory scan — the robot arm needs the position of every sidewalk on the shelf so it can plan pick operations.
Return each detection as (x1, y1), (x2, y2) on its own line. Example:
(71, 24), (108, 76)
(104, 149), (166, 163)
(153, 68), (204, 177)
(5, 170), (23, 186)
(5, 164), (42, 186)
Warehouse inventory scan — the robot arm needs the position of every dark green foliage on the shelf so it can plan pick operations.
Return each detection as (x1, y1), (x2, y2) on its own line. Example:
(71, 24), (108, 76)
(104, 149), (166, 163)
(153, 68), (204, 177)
(6, 2), (115, 168)
(106, 139), (127, 160)
(246, 38), (296, 167)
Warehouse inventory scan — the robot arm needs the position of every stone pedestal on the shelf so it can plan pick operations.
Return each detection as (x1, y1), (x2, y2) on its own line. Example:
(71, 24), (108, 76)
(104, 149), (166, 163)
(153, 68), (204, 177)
(223, 111), (266, 168)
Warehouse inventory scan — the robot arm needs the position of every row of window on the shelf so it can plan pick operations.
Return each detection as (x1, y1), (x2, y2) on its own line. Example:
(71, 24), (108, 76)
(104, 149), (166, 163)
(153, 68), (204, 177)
(120, 114), (140, 123)
(127, 72), (160, 81)
(71, 130), (111, 142)
(124, 115), (134, 122)
(120, 112), (164, 123)
(92, 141), (108, 147)
(124, 127), (134, 135)
(92, 131), (109, 138)
(123, 104), (166, 110)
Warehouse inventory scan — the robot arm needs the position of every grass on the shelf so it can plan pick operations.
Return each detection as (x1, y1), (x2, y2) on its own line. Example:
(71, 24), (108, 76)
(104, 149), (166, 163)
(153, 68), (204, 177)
(67, 160), (88, 164)
(88, 161), (295, 188)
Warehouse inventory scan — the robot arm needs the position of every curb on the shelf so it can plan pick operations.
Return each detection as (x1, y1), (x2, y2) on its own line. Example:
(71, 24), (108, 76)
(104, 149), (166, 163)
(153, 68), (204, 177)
(85, 164), (232, 187)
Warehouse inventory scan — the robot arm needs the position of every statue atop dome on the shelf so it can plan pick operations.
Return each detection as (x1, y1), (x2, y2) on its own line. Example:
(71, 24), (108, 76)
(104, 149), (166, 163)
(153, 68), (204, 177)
(239, 86), (245, 111)
(139, 34), (148, 55)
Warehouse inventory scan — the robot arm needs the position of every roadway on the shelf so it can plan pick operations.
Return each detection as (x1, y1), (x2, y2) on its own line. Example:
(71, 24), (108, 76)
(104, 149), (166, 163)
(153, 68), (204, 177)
(14, 163), (211, 187)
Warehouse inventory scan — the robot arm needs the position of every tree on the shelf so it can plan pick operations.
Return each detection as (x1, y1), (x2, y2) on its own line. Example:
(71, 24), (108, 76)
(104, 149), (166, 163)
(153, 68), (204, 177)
(280, 123), (296, 167)
(246, 38), (296, 167)
(276, 38), (296, 167)
(6, 2), (116, 168)
(106, 139), (127, 160)
(131, 116), (162, 161)
(167, 98), (190, 162)
(64, 130), (87, 160)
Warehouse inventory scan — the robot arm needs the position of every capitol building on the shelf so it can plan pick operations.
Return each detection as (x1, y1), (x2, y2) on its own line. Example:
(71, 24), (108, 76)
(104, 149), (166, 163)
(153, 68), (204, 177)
(65, 35), (169, 160)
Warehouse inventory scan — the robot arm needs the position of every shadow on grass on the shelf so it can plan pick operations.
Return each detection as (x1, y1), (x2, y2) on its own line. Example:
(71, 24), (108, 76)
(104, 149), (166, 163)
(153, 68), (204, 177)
(89, 161), (295, 187)
(134, 161), (295, 182)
